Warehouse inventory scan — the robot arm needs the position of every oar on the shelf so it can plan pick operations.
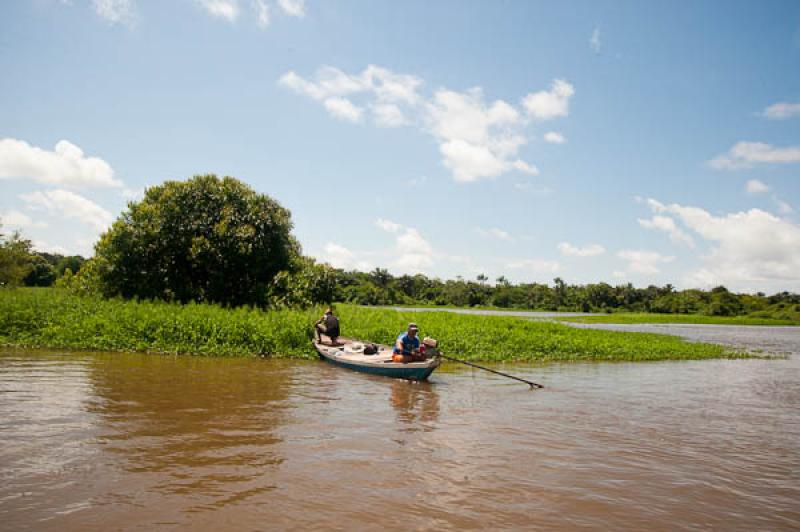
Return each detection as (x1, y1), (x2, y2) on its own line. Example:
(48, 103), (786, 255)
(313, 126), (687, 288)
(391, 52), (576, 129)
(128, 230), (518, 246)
(437, 352), (543, 389)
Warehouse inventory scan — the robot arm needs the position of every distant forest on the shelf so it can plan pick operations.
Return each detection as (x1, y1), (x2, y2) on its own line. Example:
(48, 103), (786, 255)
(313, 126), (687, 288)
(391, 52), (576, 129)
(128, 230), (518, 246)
(3, 234), (798, 321)
(332, 269), (799, 319)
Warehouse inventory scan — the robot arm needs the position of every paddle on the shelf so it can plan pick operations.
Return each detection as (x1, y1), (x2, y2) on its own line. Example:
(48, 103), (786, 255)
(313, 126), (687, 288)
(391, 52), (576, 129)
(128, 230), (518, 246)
(436, 352), (543, 389)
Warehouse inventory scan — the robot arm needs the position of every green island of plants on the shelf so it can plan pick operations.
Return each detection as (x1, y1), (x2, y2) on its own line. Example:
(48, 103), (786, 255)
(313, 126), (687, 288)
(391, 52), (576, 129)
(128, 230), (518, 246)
(0, 288), (745, 362)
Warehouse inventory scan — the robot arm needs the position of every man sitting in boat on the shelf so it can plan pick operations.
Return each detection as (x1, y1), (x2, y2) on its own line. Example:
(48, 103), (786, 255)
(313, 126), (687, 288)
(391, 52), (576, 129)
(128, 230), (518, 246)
(314, 308), (340, 345)
(393, 323), (427, 363)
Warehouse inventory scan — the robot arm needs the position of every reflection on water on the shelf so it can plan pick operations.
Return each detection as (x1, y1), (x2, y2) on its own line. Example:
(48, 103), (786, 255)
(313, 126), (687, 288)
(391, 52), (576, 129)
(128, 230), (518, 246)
(1, 347), (799, 530)
(389, 379), (439, 427)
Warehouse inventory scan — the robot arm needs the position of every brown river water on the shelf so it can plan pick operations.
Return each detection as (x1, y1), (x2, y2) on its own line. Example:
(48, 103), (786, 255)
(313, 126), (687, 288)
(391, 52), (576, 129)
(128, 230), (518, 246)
(1, 333), (799, 531)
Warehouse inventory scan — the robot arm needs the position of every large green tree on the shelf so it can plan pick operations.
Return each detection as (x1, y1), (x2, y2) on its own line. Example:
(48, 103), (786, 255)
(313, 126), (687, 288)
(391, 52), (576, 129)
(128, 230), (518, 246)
(94, 174), (300, 306)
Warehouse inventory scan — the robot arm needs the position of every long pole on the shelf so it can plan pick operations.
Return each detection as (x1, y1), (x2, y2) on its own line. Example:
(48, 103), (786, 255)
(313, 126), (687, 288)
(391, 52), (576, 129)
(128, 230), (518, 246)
(437, 352), (543, 389)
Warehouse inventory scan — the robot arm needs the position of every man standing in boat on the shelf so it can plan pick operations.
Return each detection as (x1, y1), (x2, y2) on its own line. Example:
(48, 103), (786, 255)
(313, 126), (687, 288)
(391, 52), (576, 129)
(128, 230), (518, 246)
(314, 307), (340, 345)
(393, 323), (427, 363)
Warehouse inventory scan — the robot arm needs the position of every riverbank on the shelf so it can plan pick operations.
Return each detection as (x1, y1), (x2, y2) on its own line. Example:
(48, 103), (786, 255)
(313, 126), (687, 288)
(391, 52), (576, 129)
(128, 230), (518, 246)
(555, 313), (798, 326)
(0, 288), (744, 361)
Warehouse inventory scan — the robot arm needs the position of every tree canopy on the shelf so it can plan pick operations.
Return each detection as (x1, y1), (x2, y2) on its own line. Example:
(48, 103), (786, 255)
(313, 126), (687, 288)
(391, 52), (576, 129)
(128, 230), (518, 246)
(93, 174), (300, 306)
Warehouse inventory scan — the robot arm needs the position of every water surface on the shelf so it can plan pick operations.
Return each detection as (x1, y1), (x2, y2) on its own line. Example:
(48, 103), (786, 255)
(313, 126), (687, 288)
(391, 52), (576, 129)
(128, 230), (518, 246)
(1, 348), (798, 530)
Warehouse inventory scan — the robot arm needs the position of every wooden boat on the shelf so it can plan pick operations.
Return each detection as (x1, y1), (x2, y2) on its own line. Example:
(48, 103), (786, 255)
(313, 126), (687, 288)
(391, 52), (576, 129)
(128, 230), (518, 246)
(313, 335), (441, 381)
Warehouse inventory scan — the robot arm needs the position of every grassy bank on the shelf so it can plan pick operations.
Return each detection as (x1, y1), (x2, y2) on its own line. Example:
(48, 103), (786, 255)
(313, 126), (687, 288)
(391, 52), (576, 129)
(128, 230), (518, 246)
(556, 313), (798, 326)
(0, 288), (743, 362)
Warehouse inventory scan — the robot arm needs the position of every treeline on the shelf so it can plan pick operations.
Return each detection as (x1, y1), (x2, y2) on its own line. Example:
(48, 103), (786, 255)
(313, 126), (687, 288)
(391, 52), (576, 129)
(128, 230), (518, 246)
(0, 229), (84, 288)
(3, 227), (799, 320)
(327, 269), (800, 320)
(3, 174), (798, 322)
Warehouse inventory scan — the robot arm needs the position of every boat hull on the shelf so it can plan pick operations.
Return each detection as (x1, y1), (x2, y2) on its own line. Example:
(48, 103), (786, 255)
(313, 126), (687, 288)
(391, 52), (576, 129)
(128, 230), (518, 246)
(313, 338), (440, 381)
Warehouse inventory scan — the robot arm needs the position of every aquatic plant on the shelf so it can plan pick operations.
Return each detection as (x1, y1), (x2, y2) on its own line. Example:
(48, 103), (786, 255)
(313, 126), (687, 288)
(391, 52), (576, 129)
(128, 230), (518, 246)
(0, 288), (742, 361)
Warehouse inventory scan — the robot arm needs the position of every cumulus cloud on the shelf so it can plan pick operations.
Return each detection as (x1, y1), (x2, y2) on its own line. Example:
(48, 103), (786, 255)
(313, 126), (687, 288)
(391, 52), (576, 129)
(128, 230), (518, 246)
(92, 0), (137, 26)
(323, 97), (363, 122)
(709, 141), (800, 170)
(277, 0), (305, 17)
(476, 227), (514, 242)
(0, 210), (47, 230)
(617, 249), (674, 275)
(197, 0), (239, 22)
(637, 215), (695, 247)
(522, 79), (575, 120)
(643, 197), (800, 290)
(253, 0), (270, 27)
(0, 138), (120, 188)
(375, 218), (402, 233)
(776, 199), (794, 215)
(21, 189), (113, 232)
(279, 65), (421, 127)
(589, 27), (602, 54)
(761, 102), (800, 120)
(557, 242), (606, 257)
(279, 65), (573, 182)
(32, 240), (71, 256)
(427, 88), (539, 182)
(375, 218), (434, 272)
(543, 131), (566, 144)
(322, 242), (372, 271)
(745, 179), (770, 194)
(371, 103), (408, 127)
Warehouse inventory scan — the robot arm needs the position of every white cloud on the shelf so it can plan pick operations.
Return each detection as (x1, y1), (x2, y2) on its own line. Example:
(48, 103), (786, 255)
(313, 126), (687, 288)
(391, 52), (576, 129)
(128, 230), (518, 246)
(197, 0), (239, 22)
(557, 242), (606, 257)
(637, 215), (695, 247)
(253, 0), (270, 28)
(277, 0), (305, 17)
(761, 102), (800, 120)
(776, 199), (794, 215)
(32, 240), (71, 256)
(645, 197), (800, 290)
(543, 131), (566, 144)
(590, 27), (602, 54)
(0, 210), (47, 229)
(278, 65), (422, 126)
(375, 218), (402, 233)
(0, 138), (120, 188)
(322, 242), (372, 271)
(279, 66), (573, 183)
(92, 0), (137, 26)
(522, 79), (575, 120)
(506, 258), (561, 272)
(617, 249), (674, 275)
(323, 97), (363, 123)
(427, 88), (537, 182)
(21, 189), (113, 232)
(374, 218), (435, 273)
(476, 227), (514, 242)
(371, 103), (408, 127)
(745, 179), (770, 194)
(709, 141), (800, 170)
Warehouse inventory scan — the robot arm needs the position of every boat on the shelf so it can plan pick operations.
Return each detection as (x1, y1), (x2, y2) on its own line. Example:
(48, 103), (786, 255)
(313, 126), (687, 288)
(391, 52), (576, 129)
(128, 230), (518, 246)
(313, 335), (441, 381)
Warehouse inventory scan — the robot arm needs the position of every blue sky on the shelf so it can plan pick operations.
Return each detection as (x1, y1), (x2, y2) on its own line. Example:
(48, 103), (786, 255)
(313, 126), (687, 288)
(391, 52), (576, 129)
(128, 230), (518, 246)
(1, 0), (799, 292)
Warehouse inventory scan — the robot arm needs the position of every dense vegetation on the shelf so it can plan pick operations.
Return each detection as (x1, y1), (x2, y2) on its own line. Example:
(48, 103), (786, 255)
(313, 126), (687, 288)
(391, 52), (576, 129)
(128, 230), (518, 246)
(329, 270), (800, 322)
(0, 227), (84, 288)
(0, 288), (740, 361)
(92, 174), (303, 306)
(2, 174), (797, 323)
